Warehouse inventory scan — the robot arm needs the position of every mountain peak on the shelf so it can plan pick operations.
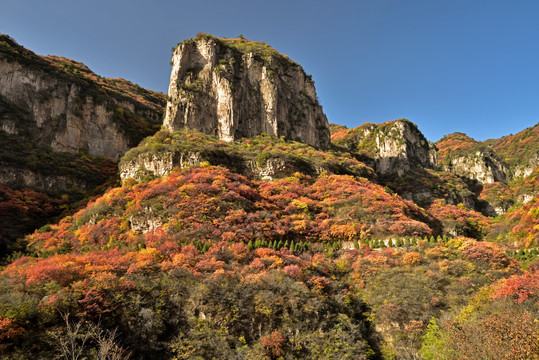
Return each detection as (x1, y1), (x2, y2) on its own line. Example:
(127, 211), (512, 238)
(163, 35), (330, 148)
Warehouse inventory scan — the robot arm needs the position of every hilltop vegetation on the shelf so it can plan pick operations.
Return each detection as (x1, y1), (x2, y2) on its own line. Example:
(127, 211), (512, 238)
(485, 122), (539, 170)
(175, 33), (299, 69)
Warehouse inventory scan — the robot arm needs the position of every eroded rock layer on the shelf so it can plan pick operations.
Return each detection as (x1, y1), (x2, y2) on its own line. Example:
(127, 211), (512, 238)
(164, 35), (330, 148)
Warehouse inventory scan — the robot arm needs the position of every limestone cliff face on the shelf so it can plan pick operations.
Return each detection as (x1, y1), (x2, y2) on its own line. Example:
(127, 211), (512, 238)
(374, 120), (437, 176)
(0, 163), (89, 192)
(120, 151), (203, 180)
(331, 120), (437, 177)
(120, 149), (323, 182)
(118, 129), (375, 183)
(513, 152), (539, 179)
(0, 35), (164, 160)
(436, 133), (508, 184)
(439, 151), (508, 184)
(334, 119), (437, 176)
(164, 35), (330, 148)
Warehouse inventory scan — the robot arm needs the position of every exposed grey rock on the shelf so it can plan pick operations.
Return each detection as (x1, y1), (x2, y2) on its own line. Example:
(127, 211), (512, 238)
(119, 150), (323, 182)
(374, 120), (437, 176)
(0, 163), (88, 192)
(346, 119), (437, 176)
(119, 151), (204, 180)
(164, 36), (330, 148)
(513, 151), (539, 179)
(0, 35), (163, 160)
(439, 150), (508, 184)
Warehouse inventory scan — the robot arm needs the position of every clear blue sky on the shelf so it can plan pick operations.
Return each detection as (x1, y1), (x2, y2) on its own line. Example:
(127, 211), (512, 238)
(2, 0), (539, 142)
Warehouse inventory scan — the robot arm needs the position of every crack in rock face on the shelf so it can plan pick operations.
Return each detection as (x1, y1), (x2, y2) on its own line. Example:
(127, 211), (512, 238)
(164, 36), (331, 149)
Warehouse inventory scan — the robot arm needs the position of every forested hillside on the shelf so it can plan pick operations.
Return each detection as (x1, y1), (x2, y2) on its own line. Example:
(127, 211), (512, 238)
(0, 34), (537, 359)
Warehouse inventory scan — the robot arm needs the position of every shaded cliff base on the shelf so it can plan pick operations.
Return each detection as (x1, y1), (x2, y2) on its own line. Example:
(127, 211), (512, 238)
(0, 130), (119, 258)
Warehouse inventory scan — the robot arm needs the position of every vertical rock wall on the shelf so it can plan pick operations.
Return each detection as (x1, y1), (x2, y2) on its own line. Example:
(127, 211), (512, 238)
(164, 35), (330, 148)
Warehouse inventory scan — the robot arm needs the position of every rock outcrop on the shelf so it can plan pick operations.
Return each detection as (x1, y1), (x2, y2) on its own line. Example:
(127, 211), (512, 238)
(374, 120), (437, 176)
(119, 129), (374, 182)
(0, 34), (165, 244)
(484, 123), (539, 180)
(0, 164), (89, 192)
(439, 150), (508, 184)
(332, 119), (437, 176)
(513, 151), (539, 179)
(164, 34), (330, 148)
(0, 34), (165, 160)
(436, 133), (508, 184)
(120, 149), (322, 182)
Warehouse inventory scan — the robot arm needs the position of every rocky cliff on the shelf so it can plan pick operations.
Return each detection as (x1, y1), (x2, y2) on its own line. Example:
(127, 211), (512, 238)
(0, 34), (165, 247)
(440, 151), (507, 184)
(436, 133), (508, 184)
(0, 34), (165, 160)
(119, 129), (374, 182)
(164, 34), (330, 148)
(331, 119), (437, 176)
(484, 123), (539, 179)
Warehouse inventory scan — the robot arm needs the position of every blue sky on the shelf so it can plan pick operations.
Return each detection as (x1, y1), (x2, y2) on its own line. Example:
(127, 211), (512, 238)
(2, 0), (539, 142)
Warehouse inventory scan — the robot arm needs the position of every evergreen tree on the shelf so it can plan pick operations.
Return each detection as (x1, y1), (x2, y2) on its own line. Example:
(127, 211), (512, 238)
(284, 240), (290, 249)
(277, 240), (284, 250)
(353, 239), (360, 250)
(203, 243), (211, 253)
(247, 240), (254, 251)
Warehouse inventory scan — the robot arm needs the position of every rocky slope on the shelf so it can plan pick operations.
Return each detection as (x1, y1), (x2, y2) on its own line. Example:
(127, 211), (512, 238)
(436, 123), (539, 185)
(484, 122), (539, 179)
(0, 34), (165, 160)
(119, 129), (374, 182)
(436, 133), (508, 184)
(331, 119), (437, 176)
(434, 126), (539, 217)
(0, 34), (165, 251)
(3, 32), (539, 251)
(164, 34), (330, 148)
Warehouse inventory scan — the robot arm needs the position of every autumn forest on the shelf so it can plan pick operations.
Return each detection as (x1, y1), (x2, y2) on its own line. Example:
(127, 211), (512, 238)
(0, 33), (538, 360)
